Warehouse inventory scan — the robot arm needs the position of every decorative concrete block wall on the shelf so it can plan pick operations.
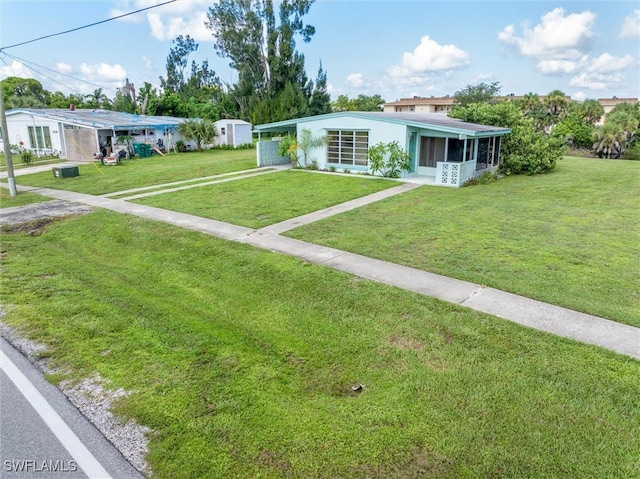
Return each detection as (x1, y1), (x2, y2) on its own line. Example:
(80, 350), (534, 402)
(257, 139), (290, 167)
(436, 161), (477, 187)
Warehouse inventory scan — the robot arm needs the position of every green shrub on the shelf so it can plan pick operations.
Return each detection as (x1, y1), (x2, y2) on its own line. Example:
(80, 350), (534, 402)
(20, 150), (34, 165)
(463, 170), (499, 187)
(624, 142), (640, 161)
(175, 140), (186, 153)
(450, 101), (562, 176)
(277, 135), (299, 166)
(368, 141), (411, 178)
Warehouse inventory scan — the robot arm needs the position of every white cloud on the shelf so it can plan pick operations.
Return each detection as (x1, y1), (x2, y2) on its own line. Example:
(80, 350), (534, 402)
(147, 11), (211, 42)
(376, 35), (468, 96)
(537, 59), (581, 75)
(56, 63), (73, 74)
(569, 71), (624, 90)
(573, 91), (587, 101)
(0, 59), (32, 79)
(400, 35), (470, 72)
(499, 8), (595, 60)
(474, 72), (495, 82)
(587, 53), (635, 73)
(346, 73), (366, 89)
(142, 56), (153, 69)
(620, 9), (640, 39)
(110, 0), (213, 41)
(80, 63), (127, 82)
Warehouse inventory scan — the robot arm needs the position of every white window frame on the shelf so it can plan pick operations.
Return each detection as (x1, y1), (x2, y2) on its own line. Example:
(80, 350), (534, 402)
(326, 129), (369, 166)
(28, 126), (52, 150)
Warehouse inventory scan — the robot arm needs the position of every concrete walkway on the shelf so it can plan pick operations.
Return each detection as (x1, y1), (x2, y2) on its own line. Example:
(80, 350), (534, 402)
(2, 173), (639, 360)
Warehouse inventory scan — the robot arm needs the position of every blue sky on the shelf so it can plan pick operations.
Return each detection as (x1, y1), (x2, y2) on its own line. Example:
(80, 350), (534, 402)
(1, 0), (638, 103)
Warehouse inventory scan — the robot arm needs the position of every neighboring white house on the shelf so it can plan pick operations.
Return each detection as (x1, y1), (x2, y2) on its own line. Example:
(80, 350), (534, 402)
(1, 108), (189, 161)
(254, 111), (511, 187)
(213, 119), (252, 147)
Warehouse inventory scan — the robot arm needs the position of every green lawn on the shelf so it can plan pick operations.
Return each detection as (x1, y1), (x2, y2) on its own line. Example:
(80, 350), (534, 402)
(133, 170), (398, 228)
(1, 210), (638, 478)
(0, 154), (63, 170)
(286, 158), (640, 327)
(0, 188), (51, 208)
(11, 149), (257, 195)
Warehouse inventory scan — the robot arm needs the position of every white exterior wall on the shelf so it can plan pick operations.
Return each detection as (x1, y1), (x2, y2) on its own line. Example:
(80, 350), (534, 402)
(214, 120), (252, 147)
(295, 116), (407, 174)
(232, 123), (252, 146)
(3, 112), (65, 156)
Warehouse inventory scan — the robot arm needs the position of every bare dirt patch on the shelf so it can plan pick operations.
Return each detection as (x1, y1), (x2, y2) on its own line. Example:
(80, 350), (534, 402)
(1, 200), (95, 234)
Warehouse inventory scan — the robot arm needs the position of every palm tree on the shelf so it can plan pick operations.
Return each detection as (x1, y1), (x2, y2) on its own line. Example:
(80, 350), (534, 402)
(593, 103), (640, 158)
(580, 99), (605, 126)
(297, 128), (326, 167)
(177, 119), (217, 151)
(85, 88), (109, 109)
(592, 124), (625, 159)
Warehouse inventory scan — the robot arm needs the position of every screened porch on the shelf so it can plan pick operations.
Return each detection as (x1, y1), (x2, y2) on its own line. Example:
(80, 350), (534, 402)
(416, 134), (503, 187)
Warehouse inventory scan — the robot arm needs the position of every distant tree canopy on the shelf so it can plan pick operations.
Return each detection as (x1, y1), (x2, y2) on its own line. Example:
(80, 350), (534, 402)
(453, 81), (501, 106)
(331, 94), (385, 112)
(1, 77), (47, 108)
(156, 35), (224, 119)
(551, 100), (604, 149)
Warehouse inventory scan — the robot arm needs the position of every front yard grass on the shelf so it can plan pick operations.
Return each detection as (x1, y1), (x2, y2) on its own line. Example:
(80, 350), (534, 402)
(11, 149), (256, 195)
(0, 210), (638, 478)
(0, 188), (50, 208)
(132, 170), (397, 228)
(286, 158), (640, 327)
(0, 154), (64, 171)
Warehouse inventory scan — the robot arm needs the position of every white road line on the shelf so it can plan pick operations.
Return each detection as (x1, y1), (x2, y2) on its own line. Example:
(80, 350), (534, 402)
(0, 350), (113, 479)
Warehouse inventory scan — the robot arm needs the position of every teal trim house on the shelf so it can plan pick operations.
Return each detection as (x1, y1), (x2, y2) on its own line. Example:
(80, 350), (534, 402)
(254, 112), (511, 187)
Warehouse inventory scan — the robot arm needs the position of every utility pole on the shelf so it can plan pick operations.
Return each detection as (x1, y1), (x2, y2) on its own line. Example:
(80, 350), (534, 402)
(0, 80), (17, 196)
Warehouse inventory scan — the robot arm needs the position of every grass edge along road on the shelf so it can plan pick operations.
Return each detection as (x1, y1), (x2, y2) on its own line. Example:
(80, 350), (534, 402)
(0, 209), (638, 478)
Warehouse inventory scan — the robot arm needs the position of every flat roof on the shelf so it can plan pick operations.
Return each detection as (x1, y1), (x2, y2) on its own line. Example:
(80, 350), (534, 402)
(6, 108), (186, 129)
(255, 111), (511, 136)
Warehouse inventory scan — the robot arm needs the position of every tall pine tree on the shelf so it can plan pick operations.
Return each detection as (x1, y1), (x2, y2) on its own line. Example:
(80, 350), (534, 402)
(206, 0), (317, 123)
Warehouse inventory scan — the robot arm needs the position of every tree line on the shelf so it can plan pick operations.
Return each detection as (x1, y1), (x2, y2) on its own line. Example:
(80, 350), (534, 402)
(450, 83), (640, 174)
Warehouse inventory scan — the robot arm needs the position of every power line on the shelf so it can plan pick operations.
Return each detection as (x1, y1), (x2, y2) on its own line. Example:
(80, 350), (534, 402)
(0, 0), (177, 50)
(1, 51), (117, 95)
(0, 54), (84, 96)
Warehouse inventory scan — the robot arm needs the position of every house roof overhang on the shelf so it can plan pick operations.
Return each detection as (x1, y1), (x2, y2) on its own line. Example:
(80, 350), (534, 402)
(254, 111), (511, 137)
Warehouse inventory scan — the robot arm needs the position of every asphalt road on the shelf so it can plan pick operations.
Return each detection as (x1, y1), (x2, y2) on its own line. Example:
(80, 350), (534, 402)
(0, 337), (144, 479)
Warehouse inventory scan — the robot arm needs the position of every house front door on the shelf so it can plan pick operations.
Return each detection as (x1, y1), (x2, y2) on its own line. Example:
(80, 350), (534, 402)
(418, 136), (446, 175)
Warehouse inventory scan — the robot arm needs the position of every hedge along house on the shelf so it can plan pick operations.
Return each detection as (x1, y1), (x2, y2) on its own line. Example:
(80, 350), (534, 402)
(1, 108), (187, 162)
(255, 112), (511, 187)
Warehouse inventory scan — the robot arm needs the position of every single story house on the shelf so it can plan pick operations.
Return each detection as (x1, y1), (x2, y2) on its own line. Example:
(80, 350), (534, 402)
(213, 119), (253, 147)
(254, 111), (511, 187)
(1, 108), (191, 162)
